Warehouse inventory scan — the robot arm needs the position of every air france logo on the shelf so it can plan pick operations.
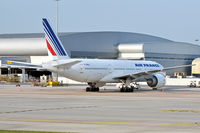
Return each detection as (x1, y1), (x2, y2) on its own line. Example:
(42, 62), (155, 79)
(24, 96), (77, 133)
(135, 64), (160, 67)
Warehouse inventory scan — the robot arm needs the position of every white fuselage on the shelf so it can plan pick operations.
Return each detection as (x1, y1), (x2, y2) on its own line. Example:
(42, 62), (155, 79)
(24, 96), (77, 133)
(44, 59), (164, 83)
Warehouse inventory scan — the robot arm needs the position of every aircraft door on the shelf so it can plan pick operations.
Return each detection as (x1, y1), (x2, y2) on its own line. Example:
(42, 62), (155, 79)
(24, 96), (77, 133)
(80, 64), (84, 74)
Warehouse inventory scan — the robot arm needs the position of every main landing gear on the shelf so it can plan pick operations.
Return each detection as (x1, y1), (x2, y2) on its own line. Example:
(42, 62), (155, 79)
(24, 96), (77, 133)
(116, 82), (140, 92)
(120, 86), (134, 92)
(86, 82), (100, 92)
(117, 78), (140, 92)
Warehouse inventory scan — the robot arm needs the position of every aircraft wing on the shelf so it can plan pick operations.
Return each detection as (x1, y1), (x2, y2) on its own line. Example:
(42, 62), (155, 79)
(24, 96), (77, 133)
(161, 64), (194, 71)
(113, 70), (160, 80)
(7, 61), (40, 66)
(2, 61), (43, 70)
(3, 60), (81, 70)
(1, 65), (42, 69)
(114, 64), (194, 80)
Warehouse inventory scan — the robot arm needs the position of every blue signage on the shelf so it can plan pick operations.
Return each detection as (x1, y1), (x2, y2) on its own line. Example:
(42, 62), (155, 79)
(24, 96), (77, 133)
(135, 63), (160, 67)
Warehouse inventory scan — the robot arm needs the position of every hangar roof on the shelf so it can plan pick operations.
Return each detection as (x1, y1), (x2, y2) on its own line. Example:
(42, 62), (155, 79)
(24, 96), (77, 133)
(0, 31), (199, 58)
(0, 31), (172, 43)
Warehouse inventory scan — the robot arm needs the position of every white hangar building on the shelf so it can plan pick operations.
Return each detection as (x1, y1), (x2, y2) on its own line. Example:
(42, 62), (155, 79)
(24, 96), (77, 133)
(0, 31), (200, 79)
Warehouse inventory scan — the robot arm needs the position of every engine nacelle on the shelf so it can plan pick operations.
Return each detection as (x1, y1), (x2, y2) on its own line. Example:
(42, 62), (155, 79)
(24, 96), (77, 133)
(147, 73), (166, 89)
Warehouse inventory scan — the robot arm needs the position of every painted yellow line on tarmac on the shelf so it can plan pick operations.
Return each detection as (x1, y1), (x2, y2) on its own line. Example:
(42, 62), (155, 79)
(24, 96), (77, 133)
(0, 118), (199, 127)
(163, 110), (200, 113)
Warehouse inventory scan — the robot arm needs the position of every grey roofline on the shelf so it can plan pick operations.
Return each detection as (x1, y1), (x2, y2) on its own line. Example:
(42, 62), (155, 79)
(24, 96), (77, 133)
(0, 31), (172, 42)
(0, 31), (199, 47)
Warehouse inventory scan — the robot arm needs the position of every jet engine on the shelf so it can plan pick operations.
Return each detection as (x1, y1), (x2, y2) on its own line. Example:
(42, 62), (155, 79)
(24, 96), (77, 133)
(147, 73), (166, 89)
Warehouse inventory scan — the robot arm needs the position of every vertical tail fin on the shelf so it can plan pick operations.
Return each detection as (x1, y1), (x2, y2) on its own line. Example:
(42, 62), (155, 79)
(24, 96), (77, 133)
(42, 18), (70, 60)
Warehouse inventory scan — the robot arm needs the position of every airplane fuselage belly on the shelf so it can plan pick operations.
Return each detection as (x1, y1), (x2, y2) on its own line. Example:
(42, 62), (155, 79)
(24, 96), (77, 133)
(54, 59), (163, 83)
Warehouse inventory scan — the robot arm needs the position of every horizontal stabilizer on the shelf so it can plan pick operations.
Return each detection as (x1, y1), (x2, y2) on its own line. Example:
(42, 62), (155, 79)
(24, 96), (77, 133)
(52, 60), (81, 68)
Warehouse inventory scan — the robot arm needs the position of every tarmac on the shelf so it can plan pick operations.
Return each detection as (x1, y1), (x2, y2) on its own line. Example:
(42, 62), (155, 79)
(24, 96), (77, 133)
(0, 84), (200, 133)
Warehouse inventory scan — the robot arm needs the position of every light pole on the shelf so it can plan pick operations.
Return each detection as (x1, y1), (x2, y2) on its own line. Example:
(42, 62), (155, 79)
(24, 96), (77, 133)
(54, 0), (60, 35)
(54, 0), (60, 81)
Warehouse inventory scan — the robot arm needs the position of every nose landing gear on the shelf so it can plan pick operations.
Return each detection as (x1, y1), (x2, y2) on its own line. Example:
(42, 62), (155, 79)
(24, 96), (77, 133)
(86, 87), (99, 92)
(86, 82), (100, 92)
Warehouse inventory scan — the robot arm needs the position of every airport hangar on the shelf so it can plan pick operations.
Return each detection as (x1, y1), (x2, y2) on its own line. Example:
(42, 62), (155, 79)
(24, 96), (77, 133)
(0, 31), (200, 82)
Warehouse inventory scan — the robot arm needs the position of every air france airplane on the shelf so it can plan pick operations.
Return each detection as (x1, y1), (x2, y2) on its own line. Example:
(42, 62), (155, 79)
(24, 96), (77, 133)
(7, 18), (193, 92)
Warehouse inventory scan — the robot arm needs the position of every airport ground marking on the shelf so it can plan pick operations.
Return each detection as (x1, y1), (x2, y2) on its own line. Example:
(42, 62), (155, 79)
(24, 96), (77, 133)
(0, 118), (200, 127)
(163, 110), (200, 113)
(0, 105), (97, 114)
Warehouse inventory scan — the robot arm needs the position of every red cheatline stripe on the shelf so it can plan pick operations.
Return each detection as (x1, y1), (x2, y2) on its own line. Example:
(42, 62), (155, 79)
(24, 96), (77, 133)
(46, 40), (57, 56)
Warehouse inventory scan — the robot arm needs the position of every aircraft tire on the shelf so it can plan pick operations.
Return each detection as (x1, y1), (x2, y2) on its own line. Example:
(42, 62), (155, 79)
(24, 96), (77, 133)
(120, 88), (125, 92)
(91, 87), (95, 92)
(89, 87), (99, 92)
(95, 87), (99, 92)
(124, 87), (134, 92)
(86, 87), (91, 92)
(120, 87), (133, 92)
(130, 88), (134, 92)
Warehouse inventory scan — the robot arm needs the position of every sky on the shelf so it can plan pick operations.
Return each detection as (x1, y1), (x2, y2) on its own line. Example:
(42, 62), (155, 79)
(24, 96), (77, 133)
(0, 0), (200, 44)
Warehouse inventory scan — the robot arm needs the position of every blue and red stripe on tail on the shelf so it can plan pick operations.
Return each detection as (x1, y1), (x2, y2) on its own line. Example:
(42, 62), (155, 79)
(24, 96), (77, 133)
(42, 18), (69, 59)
